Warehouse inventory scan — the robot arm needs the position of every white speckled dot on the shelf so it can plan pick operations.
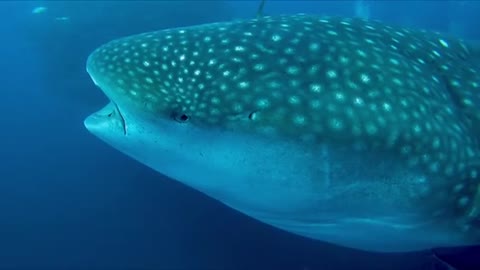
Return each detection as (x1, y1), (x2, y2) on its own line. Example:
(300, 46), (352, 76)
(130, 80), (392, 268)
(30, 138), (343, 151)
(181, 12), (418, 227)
(353, 97), (364, 106)
(256, 98), (270, 108)
(329, 118), (344, 130)
(310, 84), (322, 93)
(254, 63), (265, 71)
(287, 66), (300, 75)
(288, 95), (301, 105)
(235, 46), (246, 52)
(382, 103), (391, 111)
(271, 34), (281, 42)
(211, 97), (220, 104)
(360, 73), (370, 83)
(309, 43), (320, 51)
(365, 123), (378, 135)
(310, 100), (321, 109)
(458, 196), (469, 207)
(327, 70), (337, 78)
(335, 92), (345, 101)
(293, 114), (306, 125)
(238, 81), (249, 89)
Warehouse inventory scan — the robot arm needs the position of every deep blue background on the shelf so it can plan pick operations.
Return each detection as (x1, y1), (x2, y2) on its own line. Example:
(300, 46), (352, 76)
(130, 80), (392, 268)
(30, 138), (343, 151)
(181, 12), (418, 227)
(0, 1), (479, 269)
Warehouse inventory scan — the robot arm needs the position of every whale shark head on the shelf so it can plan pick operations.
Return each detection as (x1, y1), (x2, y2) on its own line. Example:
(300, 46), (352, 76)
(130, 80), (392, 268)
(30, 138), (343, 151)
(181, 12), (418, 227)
(84, 15), (480, 252)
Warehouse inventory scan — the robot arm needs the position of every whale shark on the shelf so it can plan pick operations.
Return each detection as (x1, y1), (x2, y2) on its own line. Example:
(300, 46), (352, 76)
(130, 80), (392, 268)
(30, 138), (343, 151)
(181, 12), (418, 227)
(84, 14), (480, 252)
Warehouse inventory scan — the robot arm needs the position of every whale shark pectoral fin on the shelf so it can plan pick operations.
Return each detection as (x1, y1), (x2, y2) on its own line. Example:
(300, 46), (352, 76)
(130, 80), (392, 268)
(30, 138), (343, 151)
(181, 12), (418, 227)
(469, 40), (480, 64)
(430, 252), (457, 270)
(433, 169), (480, 270)
(256, 0), (266, 18)
(455, 161), (480, 238)
(431, 245), (480, 270)
(467, 179), (480, 228)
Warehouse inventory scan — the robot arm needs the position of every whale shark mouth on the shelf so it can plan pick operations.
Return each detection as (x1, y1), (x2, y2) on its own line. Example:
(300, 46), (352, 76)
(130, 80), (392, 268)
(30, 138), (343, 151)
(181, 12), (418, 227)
(113, 102), (127, 136)
(116, 105), (127, 136)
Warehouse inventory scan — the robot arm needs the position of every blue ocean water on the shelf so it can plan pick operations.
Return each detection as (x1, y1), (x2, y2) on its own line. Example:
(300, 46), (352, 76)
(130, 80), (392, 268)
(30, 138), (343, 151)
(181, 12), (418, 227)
(0, 1), (479, 269)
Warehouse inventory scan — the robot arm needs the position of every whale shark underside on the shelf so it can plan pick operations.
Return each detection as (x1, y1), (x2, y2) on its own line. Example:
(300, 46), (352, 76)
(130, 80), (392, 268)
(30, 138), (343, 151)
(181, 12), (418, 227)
(84, 14), (480, 252)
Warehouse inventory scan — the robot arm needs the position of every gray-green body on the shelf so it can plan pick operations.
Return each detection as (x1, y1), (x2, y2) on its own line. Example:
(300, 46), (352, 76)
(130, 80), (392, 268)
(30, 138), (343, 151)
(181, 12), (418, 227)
(84, 14), (480, 252)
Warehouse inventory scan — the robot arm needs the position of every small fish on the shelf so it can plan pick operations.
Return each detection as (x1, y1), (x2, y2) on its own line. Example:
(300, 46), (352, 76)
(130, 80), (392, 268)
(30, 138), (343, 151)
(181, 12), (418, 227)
(31, 6), (47, 14)
(55, 16), (70, 22)
(84, 14), (480, 252)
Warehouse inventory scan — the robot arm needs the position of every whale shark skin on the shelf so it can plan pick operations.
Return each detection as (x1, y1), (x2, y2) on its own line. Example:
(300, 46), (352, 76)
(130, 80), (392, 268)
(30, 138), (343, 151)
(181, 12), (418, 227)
(84, 14), (480, 252)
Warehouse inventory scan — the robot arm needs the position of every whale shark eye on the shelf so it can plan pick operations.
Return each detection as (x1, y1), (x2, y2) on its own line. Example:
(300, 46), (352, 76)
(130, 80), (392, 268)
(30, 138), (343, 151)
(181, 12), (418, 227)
(107, 112), (113, 117)
(248, 111), (258, 120)
(174, 113), (190, 123)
